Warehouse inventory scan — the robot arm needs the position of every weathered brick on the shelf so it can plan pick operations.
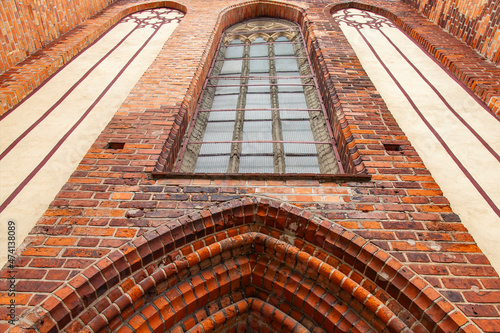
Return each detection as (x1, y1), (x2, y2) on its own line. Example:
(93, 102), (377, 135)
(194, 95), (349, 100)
(2, 1), (499, 332)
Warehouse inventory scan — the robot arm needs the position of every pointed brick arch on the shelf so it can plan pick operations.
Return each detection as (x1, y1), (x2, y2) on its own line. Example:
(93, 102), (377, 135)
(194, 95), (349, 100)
(156, 0), (363, 174)
(19, 197), (472, 332)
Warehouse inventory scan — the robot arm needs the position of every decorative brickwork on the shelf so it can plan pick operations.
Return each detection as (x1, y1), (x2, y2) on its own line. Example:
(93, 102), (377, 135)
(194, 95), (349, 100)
(0, 1), (188, 115)
(12, 198), (475, 332)
(1, 0), (500, 332)
(0, 0), (116, 74)
(0, 0), (498, 117)
(402, 0), (500, 66)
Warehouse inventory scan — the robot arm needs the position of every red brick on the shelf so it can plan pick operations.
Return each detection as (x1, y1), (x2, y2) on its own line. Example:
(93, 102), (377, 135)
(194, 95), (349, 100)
(2, 1), (500, 332)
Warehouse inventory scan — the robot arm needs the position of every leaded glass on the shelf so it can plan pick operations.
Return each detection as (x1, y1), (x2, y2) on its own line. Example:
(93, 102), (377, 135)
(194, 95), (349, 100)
(211, 95), (238, 110)
(225, 46), (244, 58)
(274, 42), (295, 56)
(195, 155), (230, 173)
(176, 18), (341, 174)
(220, 59), (243, 74)
(281, 120), (315, 141)
(203, 122), (235, 142)
(245, 93), (272, 109)
(249, 59), (269, 73)
(276, 58), (299, 72)
(242, 121), (273, 141)
(239, 155), (274, 173)
(285, 156), (320, 173)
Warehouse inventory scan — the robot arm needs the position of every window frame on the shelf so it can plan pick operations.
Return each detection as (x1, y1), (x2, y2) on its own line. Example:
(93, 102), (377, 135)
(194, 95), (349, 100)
(173, 18), (345, 175)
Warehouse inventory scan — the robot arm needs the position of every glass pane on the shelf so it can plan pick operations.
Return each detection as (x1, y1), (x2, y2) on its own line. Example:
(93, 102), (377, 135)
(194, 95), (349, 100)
(205, 110), (236, 122)
(278, 85), (303, 93)
(275, 42), (294, 56)
(239, 155), (274, 173)
(277, 71), (301, 77)
(225, 46), (244, 58)
(211, 94), (238, 110)
(277, 71), (303, 92)
(248, 74), (270, 93)
(250, 43), (268, 57)
(281, 120), (314, 141)
(285, 156), (320, 173)
(279, 93), (307, 112)
(215, 79), (240, 95)
(246, 93), (271, 109)
(229, 38), (243, 44)
(198, 143), (232, 155)
(195, 155), (230, 173)
(220, 59), (243, 74)
(244, 109), (271, 120)
(242, 121), (272, 141)
(241, 142), (273, 154)
(276, 58), (299, 72)
(283, 142), (318, 155)
(250, 59), (269, 73)
(203, 121), (234, 141)
(275, 36), (291, 42)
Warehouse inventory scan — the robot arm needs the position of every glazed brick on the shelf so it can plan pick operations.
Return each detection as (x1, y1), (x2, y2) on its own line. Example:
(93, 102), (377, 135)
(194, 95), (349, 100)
(464, 291), (500, 303)
(15, 280), (61, 293)
(458, 304), (499, 317)
(474, 319), (500, 332)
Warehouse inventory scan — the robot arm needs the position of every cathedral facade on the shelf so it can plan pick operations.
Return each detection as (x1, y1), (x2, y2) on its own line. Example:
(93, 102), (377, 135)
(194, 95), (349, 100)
(1, 0), (499, 331)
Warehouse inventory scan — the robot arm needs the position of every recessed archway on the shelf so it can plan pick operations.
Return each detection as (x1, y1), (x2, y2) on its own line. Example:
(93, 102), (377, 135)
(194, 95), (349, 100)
(19, 197), (471, 332)
(156, 0), (363, 175)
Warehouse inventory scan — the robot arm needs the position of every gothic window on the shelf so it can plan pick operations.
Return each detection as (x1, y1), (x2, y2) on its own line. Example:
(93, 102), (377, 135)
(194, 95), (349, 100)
(175, 18), (342, 174)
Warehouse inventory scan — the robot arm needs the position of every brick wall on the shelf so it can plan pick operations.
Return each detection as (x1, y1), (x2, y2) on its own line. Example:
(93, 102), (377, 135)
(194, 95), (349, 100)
(1, 0), (498, 117)
(0, 0), (116, 74)
(1, 0), (500, 332)
(0, 0), (188, 116)
(403, 0), (500, 65)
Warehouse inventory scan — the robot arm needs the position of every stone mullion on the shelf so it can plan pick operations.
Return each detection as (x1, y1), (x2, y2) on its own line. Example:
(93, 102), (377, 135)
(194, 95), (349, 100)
(179, 44), (228, 173)
(292, 35), (339, 174)
(268, 40), (286, 173)
(227, 42), (250, 173)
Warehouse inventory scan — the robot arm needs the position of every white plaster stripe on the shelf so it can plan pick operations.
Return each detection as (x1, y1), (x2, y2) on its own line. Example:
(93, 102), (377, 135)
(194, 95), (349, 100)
(0, 9), (183, 266)
(333, 9), (500, 272)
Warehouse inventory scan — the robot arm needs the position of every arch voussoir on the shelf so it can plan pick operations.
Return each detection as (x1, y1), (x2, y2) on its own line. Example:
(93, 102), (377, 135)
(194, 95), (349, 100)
(21, 197), (471, 332)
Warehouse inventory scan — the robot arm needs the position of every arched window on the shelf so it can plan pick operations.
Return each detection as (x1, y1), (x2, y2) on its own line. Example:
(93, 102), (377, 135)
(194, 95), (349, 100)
(175, 18), (343, 174)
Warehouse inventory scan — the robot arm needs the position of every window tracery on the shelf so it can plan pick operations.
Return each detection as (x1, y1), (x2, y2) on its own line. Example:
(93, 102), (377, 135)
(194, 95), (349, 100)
(176, 18), (342, 174)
